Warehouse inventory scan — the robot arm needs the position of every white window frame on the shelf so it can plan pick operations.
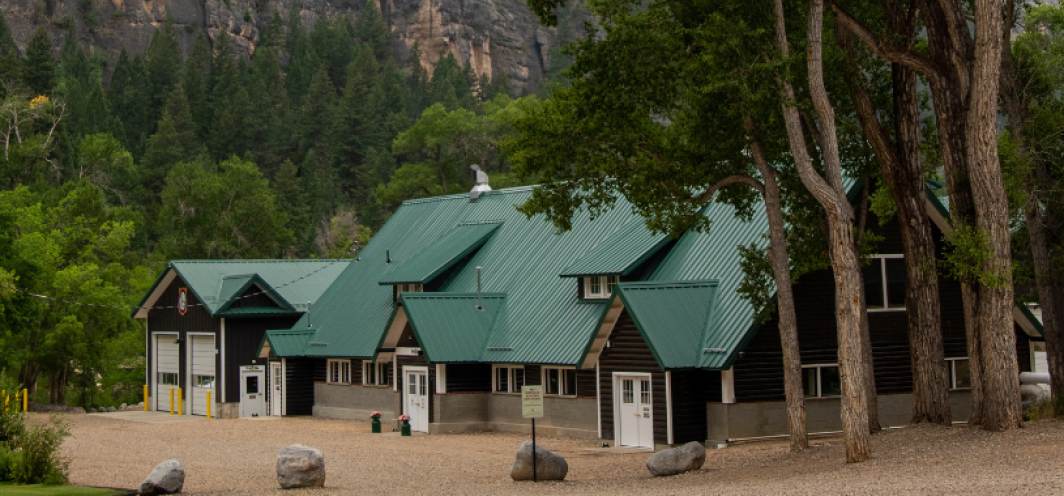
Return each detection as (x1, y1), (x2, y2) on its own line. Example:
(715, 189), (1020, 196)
(492, 365), (525, 393)
(865, 254), (906, 312)
(583, 276), (619, 299)
(801, 364), (841, 398)
(945, 357), (971, 390)
(327, 359), (351, 384)
(543, 367), (578, 396)
(362, 360), (391, 386)
(396, 283), (423, 295)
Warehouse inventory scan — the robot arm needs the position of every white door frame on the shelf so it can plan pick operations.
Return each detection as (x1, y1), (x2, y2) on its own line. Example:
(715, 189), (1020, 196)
(185, 332), (215, 416)
(270, 361), (283, 416)
(239, 365), (266, 417)
(402, 366), (430, 432)
(612, 372), (653, 449)
(151, 332), (178, 412)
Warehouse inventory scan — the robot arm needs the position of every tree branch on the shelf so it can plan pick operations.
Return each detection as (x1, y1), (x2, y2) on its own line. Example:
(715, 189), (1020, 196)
(698, 174), (765, 204)
(832, 4), (944, 84)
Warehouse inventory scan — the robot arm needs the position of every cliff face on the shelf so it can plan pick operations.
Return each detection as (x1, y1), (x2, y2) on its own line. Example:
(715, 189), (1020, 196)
(0, 0), (580, 92)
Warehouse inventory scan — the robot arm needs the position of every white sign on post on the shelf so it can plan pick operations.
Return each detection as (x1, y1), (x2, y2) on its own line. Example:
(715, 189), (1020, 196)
(522, 385), (543, 419)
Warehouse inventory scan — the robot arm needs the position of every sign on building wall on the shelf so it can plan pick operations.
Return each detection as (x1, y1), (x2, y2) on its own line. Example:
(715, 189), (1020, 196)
(522, 385), (543, 419)
(178, 287), (188, 316)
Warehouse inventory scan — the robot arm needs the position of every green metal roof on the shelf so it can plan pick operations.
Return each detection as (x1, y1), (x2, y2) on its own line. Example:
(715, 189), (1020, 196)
(378, 222), (502, 285)
(401, 293), (507, 363)
(133, 259), (350, 318)
(215, 274), (296, 314)
(259, 329), (315, 358)
(217, 307), (302, 317)
(560, 222), (670, 277)
(615, 281), (719, 369)
(281, 186), (657, 364)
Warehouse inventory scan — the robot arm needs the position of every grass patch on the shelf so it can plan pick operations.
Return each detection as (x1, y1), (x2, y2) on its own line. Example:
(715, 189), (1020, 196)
(0, 482), (126, 495)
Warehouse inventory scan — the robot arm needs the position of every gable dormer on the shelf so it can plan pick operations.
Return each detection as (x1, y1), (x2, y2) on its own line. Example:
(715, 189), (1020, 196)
(215, 274), (300, 317)
(379, 221), (502, 302)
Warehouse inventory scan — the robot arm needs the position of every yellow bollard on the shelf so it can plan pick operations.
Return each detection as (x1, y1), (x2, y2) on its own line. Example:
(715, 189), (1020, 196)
(178, 388), (183, 416)
(143, 385), (149, 412)
(169, 387), (174, 415)
(22, 389), (27, 413)
(4, 391), (8, 414)
(207, 390), (211, 419)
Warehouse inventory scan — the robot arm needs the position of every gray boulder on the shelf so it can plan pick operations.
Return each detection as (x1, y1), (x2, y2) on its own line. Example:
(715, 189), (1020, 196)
(106, 406), (116, 412)
(139, 459), (185, 495)
(276, 445), (325, 489)
(646, 441), (706, 477)
(510, 442), (568, 481)
(121, 403), (127, 409)
(88, 407), (97, 413)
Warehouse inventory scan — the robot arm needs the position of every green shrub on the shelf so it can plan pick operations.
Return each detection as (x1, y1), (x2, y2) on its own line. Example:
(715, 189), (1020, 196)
(12, 416), (69, 484)
(0, 446), (21, 482)
(1026, 395), (1063, 422)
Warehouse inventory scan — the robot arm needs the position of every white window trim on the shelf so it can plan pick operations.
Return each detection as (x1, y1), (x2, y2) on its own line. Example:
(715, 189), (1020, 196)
(583, 276), (619, 299)
(362, 360), (391, 386)
(492, 365), (525, 393)
(542, 366), (578, 397)
(396, 283), (424, 295)
(326, 359), (351, 384)
(802, 363), (841, 399)
(866, 254), (906, 312)
(945, 357), (971, 390)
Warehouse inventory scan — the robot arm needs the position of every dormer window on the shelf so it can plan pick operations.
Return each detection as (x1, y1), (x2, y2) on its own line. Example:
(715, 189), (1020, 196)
(583, 276), (619, 299)
(397, 283), (423, 294)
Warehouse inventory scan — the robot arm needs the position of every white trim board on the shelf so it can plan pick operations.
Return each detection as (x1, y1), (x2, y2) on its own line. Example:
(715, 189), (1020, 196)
(135, 269), (177, 319)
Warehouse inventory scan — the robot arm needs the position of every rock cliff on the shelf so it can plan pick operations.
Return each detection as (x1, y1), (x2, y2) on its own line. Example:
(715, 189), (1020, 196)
(0, 0), (584, 92)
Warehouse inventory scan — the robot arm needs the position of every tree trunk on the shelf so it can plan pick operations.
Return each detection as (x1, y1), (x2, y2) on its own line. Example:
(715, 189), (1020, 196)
(999, 0), (1064, 416)
(774, 0), (871, 462)
(745, 116), (809, 452)
(18, 360), (38, 396)
(967, 0), (1022, 431)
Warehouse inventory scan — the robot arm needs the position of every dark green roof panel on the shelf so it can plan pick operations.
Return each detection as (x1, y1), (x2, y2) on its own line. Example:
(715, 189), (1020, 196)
(402, 293), (506, 363)
(560, 222), (669, 277)
(615, 281), (718, 369)
(261, 330), (315, 357)
(378, 222), (502, 285)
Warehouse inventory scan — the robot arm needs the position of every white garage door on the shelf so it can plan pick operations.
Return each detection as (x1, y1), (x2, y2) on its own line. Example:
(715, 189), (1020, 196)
(190, 335), (216, 416)
(155, 334), (179, 412)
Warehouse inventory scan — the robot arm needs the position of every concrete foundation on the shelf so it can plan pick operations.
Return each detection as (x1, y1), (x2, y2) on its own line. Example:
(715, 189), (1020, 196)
(707, 391), (974, 445)
(312, 383), (400, 420)
(216, 402), (239, 419)
(430, 393), (598, 438)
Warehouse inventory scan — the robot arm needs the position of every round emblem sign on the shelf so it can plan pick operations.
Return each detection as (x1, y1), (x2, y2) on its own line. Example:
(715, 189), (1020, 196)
(178, 287), (188, 316)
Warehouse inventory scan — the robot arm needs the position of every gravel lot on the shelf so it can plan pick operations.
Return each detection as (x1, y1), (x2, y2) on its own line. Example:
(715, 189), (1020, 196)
(54, 413), (1064, 495)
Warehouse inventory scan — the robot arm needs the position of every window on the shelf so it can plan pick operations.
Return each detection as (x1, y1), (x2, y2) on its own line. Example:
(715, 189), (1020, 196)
(362, 361), (391, 386)
(158, 372), (178, 386)
(396, 283), (423, 295)
(863, 255), (906, 311)
(327, 359), (351, 384)
(245, 375), (259, 394)
(194, 375), (214, 389)
(583, 276), (619, 299)
(802, 364), (842, 398)
(945, 358), (971, 390)
(544, 367), (577, 396)
(493, 365), (524, 393)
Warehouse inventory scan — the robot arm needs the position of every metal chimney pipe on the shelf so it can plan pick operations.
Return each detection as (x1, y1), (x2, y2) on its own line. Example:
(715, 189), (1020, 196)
(307, 301), (312, 328)
(476, 267), (483, 310)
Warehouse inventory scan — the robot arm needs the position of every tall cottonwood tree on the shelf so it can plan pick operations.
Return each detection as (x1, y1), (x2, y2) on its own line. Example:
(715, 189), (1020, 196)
(835, 0), (1022, 431)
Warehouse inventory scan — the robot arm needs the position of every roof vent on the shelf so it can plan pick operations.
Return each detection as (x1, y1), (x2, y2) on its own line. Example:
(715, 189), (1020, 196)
(469, 164), (491, 200)
(486, 347), (513, 351)
(309, 342), (328, 347)
(702, 348), (726, 353)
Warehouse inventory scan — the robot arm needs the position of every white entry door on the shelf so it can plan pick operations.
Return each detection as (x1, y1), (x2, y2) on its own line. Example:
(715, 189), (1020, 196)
(189, 335), (216, 416)
(240, 366), (266, 417)
(616, 374), (653, 448)
(155, 334), (179, 412)
(270, 362), (283, 416)
(404, 367), (429, 432)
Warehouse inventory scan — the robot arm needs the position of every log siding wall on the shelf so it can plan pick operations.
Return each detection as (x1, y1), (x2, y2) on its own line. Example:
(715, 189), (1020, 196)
(597, 311), (668, 444)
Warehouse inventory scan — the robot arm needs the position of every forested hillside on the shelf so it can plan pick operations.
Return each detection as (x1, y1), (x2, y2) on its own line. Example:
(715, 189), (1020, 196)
(0, 0), (563, 407)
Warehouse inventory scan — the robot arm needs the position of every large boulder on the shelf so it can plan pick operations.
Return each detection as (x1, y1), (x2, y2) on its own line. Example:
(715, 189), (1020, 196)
(276, 445), (325, 489)
(510, 442), (568, 481)
(106, 406), (116, 412)
(646, 441), (706, 477)
(139, 459), (185, 495)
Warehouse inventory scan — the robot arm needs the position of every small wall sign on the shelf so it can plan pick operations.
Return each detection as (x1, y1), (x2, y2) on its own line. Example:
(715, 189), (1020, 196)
(522, 385), (543, 419)
(178, 287), (188, 316)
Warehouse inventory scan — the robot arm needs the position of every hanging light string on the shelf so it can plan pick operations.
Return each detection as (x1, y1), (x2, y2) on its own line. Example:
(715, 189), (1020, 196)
(0, 257), (352, 312)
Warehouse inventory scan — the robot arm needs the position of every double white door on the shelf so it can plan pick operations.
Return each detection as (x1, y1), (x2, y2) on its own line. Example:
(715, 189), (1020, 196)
(404, 367), (429, 432)
(616, 374), (653, 449)
(155, 334), (179, 412)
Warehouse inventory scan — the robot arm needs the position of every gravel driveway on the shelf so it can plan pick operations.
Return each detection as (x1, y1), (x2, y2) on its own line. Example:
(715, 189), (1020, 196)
(56, 413), (1064, 495)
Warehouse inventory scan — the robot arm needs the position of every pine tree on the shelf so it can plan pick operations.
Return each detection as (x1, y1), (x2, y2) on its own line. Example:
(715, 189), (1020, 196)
(311, 17), (356, 90)
(0, 12), (21, 99)
(107, 50), (152, 158)
(248, 47), (290, 172)
(261, 10), (286, 49)
(23, 27), (56, 95)
(406, 42), (430, 117)
(285, 7), (317, 107)
(272, 159), (311, 253)
(145, 16), (182, 123)
(182, 33), (213, 140)
(491, 69), (513, 99)
(331, 44), (386, 193)
(57, 26), (118, 175)
(141, 113), (186, 197)
(297, 64), (336, 157)
(354, 0), (391, 63)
